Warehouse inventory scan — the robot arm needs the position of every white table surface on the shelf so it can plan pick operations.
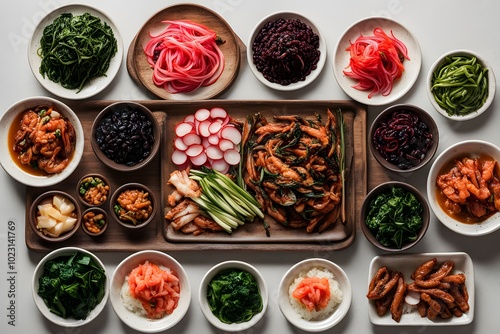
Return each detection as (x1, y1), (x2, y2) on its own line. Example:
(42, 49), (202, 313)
(1, 0), (498, 333)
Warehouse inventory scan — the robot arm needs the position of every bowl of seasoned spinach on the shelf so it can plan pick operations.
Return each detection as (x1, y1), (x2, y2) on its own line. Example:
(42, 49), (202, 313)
(199, 260), (268, 332)
(32, 247), (108, 327)
(360, 181), (430, 252)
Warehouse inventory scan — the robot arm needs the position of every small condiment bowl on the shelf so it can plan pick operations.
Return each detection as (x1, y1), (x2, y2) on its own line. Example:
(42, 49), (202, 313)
(109, 183), (156, 229)
(109, 250), (191, 333)
(32, 247), (109, 327)
(81, 207), (108, 237)
(247, 11), (326, 91)
(76, 173), (111, 207)
(369, 104), (439, 173)
(427, 140), (500, 236)
(360, 181), (430, 252)
(278, 258), (352, 332)
(199, 260), (268, 332)
(91, 101), (160, 172)
(29, 190), (82, 243)
(0, 96), (84, 187)
(427, 49), (496, 121)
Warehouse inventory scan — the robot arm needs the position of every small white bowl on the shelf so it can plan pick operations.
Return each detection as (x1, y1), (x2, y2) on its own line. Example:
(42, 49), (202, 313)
(427, 49), (495, 121)
(427, 140), (500, 236)
(199, 260), (268, 332)
(247, 11), (326, 91)
(0, 96), (84, 187)
(109, 250), (191, 333)
(32, 247), (109, 327)
(278, 258), (351, 332)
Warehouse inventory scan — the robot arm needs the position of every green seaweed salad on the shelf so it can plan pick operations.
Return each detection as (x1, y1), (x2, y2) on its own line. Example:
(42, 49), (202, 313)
(207, 268), (263, 324)
(38, 12), (117, 93)
(365, 186), (423, 249)
(37, 251), (106, 320)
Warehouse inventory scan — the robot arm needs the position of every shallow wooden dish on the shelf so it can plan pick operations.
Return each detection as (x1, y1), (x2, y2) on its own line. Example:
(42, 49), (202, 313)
(127, 4), (243, 100)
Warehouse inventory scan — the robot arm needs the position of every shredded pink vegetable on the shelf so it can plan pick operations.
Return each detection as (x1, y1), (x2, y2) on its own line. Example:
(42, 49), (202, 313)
(343, 28), (409, 98)
(144, 20), (225, 94)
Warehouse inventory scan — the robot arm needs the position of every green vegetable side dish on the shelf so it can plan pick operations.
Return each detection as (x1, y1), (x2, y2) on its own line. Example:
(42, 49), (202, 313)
(37, 251), (106, 320)
(79, 176), (105, 195)
(38, 12), (118, 93)
(207, 268), (263, 324)
(365, 186), (423, 249)
(431, 55), (489, 116)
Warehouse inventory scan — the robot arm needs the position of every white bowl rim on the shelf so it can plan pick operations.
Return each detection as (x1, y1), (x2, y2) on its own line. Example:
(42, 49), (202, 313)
(426, 49), (496, 121)
(427, 139), (500, 236)
(32, 246), (109, 327)
(278, 258), (352, 332)
(0, 96), (84, 187)
(198, 260), (269, 332)
(247, 11), (326, 91)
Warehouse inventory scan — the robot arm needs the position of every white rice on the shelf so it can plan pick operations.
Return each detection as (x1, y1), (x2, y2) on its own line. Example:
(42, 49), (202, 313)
(121, 276), (147, 317)
(288, 267), (342, 320)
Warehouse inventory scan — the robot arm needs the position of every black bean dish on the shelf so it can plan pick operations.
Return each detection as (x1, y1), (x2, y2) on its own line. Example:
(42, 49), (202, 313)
(95, 105), (155, 166)
(252, 18), (320, 85)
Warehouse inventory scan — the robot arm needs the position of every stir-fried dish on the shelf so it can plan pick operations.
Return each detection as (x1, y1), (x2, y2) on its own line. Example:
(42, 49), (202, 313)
(11, 106), (76, 174)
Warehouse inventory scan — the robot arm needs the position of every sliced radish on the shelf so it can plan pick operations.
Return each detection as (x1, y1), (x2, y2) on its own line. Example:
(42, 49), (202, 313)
(202, 137), (211, 148)
(190, 151), (208, 166)
(174, 137), (188, 151)
(210, 107), (228, 119)
(211, 159), (230, 174)
(221, 115), (230, 127)
(209, 120), (223, 134)
(405, 290), (421, 305)
(223, 149), (241, 165)
(175, 122), (194, 137)
(206, 145), (224, 160)
(182, 133), (202, 146)
(220, 126), (242, 145)
(172, 149), (188, 165)
(185, 144), (204, 157)
(218, 138), (235, 152)
(183, 114), (195, 123)
(195, 108), (211, 122)
(207, 134), (220, 145)
(198, 120), (212, 138)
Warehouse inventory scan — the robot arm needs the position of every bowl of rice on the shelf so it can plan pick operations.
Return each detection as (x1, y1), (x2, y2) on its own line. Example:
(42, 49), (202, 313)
(109, 250), (191, 333)
(278, 258), (352, 332)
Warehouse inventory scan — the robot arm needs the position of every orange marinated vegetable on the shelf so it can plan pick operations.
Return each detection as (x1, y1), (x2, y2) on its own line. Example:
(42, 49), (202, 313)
(128, 261), (180, 319)
(292, 276), (331, 311)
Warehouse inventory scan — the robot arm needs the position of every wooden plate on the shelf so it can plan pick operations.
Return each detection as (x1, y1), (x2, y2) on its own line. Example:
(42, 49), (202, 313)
(127, 4), (243, 100)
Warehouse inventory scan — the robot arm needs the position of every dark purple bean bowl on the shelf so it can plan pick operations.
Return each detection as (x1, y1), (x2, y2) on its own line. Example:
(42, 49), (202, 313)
(369, 104), (439, 173)
(91, 101), (160, 172)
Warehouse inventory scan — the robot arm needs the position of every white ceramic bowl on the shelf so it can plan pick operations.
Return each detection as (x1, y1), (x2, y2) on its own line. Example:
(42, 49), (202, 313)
(0, 96), (84, 187)
(278, 258), (352, 332)
(28, 4), (123, 99)
(199, 260), (268, 332)
(427, 49), (495, 121)
(32, 247), (109, 327)
(427, 140), (500, 236)
(109, 250), (191, 333)
(333, 17), (421, 106)
(247, 11), (326, 91)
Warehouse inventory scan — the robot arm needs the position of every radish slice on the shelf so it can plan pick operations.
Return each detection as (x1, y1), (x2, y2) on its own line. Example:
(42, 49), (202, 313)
(211, 159), (230, 174)
(183, 114), (195, 123)
(221, 115), (230, 127)
(209, 120), (223, 134)
(220, 126), (242, 145)
(185, 144), (204, 157)
(198, 120), (212, 138)
(182, 133), (202, 146)
(223, 149), (240, 165)
(174, 137), (188, 151)
(202, 137), (211, 148)
(207, 134), (220, 145)
(190, 151), (207, 166)
(195, 108), (211, 122)
(405, 290), (421, 305)
(210, 107), (228, 119)
(218, 138), (235, 152)
(175, 122), (194, 137)
(172, 149), (188, 165)
(206, 145), (224, 160)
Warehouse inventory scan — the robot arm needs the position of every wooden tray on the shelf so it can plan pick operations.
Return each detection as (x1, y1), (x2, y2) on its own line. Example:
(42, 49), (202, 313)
(25, 100), (368, 252)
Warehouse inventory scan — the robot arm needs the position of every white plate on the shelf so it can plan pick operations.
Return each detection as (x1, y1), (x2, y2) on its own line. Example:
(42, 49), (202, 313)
(368, 252), (474, 326)
(333, 17), (421, 105)
(28, 4), (123, 100)
(247, 11), (326, 91)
